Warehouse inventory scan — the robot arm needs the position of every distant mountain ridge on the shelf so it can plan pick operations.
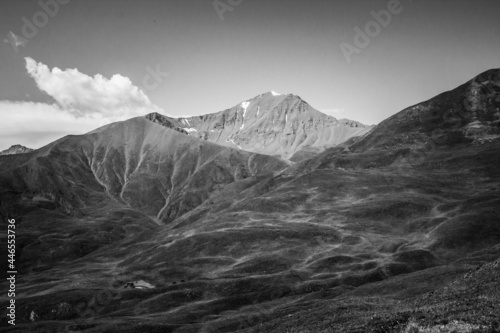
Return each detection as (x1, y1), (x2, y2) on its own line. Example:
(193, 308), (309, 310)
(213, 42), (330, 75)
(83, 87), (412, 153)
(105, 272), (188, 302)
(292, 69), (500, 174)
(0, 144), (33, 155)
(145, 91), (372, 161)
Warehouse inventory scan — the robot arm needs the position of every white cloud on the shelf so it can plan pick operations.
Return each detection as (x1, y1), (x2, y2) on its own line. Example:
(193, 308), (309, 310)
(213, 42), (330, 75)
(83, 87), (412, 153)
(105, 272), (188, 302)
(0, 58), (167, 150)
(24, 57), (163, 121)
(0, 101), (106, 150)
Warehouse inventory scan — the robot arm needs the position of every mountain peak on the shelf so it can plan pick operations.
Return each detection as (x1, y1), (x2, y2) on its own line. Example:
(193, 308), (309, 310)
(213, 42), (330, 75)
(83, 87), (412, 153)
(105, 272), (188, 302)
(0, 144), (34, 155)
(249, 91), (308, 105)
(145, 91), (371, 160)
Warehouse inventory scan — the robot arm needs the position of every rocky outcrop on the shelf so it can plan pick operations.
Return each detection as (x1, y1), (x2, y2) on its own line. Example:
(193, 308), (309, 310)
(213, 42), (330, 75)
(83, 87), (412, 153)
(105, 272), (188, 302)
(0, 144), (33, 155)
(144, 112), (189, 135)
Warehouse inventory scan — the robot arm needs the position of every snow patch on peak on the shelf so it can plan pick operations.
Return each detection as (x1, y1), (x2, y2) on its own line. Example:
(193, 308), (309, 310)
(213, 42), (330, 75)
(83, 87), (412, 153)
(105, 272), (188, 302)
(241, 101), (250, 116)
(241, 101), (250, 112)
(271, 91), (281, 96)
(240, 101), (250, 130)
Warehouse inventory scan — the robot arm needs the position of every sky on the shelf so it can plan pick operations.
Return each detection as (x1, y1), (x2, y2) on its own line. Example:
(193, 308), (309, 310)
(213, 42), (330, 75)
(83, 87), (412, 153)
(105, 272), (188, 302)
(1, 0), (499, 150)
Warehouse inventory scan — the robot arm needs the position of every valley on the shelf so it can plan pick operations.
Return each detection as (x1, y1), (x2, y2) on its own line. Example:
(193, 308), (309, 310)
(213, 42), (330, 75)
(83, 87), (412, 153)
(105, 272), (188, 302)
(1, 70), (500, 333)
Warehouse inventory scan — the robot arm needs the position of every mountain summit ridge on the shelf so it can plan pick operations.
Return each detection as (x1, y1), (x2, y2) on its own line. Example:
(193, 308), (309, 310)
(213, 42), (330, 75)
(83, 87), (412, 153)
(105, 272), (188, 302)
(145, 91), (372, 161)
(349, 68), (500, 152)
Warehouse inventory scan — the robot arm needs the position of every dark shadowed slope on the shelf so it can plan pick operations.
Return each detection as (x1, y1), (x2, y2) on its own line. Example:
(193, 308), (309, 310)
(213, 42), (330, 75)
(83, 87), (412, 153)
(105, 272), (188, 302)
(84, 117), (288, 223)
(0, 116), (287, 294)
(351, 68), (500, 152)
(1, 116), (288, 223)
(145, 91), (372, 161)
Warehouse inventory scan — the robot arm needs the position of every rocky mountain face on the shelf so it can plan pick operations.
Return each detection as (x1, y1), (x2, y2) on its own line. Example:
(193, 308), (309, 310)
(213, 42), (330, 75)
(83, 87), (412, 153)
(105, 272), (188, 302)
(145, 91), (372, 161)
(144, 112), (189, 135)
(0, 144), (33, 155)
(1, 72), (500, 333)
